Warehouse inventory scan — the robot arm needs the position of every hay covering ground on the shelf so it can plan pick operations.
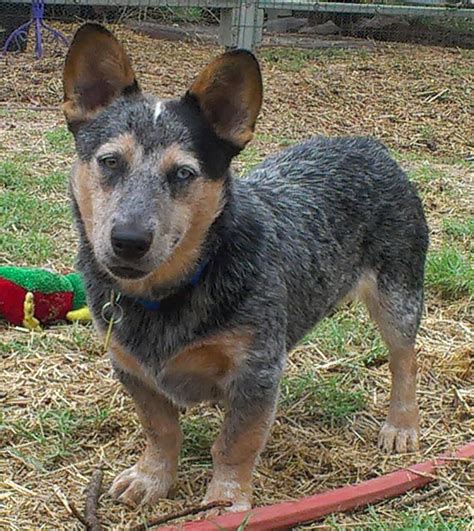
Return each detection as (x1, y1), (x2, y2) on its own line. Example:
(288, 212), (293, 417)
(0, 24), (473, 529)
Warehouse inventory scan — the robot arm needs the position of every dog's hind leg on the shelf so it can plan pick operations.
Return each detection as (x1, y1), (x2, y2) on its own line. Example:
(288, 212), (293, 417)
(357, 270), (424, 454)
(108, 370), (182, 507)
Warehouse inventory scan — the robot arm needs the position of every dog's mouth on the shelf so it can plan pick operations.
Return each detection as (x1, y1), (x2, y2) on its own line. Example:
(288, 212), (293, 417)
(105, 232), (184, 281)
(108, 266), (149, 280)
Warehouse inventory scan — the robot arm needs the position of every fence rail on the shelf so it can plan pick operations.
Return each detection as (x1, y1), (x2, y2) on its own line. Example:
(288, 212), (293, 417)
(1, 0), (473, 50)
(259, 1), (474, 17)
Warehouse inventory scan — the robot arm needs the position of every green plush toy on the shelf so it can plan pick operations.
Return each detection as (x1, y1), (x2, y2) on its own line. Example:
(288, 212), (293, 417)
(0, 266), (91, 330)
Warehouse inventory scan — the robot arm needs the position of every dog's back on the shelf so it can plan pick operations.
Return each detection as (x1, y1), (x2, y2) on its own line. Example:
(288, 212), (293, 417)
(238, 136), (428, 347)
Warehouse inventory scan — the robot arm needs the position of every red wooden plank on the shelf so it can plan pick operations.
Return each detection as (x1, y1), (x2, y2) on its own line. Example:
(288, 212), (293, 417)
(162, 441), (473, 531)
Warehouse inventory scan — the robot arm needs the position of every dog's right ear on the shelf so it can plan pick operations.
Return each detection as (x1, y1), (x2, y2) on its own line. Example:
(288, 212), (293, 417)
(62, 23), (139, 134)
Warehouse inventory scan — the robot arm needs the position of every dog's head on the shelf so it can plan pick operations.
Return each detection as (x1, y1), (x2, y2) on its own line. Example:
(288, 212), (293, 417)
(63, 23), (262, 294)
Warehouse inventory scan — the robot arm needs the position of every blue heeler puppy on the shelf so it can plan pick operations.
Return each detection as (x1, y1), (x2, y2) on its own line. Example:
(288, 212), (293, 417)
(63, 23), (429, 512)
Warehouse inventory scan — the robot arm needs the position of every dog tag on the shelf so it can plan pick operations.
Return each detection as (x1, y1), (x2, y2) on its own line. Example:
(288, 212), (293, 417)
(101, 291), (123, 352)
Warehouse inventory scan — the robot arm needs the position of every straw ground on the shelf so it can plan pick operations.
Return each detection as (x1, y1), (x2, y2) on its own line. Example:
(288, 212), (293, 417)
(1, 24), (473, 529)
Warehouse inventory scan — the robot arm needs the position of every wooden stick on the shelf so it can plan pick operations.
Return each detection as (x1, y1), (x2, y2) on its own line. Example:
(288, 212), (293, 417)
(425, 88), (449, 104)
(436, 456), (473, 463)
(69, 500), (89, 527)
(406, 468), (439, 481)
(399, 484), (446, 507)
(131, 500), (232, 531)
(84, 468), (103, 531)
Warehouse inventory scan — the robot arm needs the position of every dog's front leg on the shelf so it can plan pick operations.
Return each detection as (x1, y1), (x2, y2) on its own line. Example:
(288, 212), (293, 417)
(109, 370), (182, 507)
(203, 385), (278, 512)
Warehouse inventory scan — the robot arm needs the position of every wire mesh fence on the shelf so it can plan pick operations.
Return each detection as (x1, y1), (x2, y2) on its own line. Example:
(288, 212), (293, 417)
(1, 0), (473, 57)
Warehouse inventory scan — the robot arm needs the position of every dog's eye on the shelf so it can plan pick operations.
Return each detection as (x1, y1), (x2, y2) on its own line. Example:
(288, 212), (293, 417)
(176, 166), (196, 181)
(99, 155), (120, 170)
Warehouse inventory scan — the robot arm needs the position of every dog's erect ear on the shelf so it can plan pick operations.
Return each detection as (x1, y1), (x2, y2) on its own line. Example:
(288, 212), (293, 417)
(186, 50), (263, 149)
(63, 23), (139, 133)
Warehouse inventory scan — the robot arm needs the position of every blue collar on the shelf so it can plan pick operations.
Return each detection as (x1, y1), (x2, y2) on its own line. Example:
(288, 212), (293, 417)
(135, 261), (207, 311)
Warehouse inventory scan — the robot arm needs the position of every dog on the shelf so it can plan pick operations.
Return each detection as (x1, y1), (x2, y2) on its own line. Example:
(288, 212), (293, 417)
(62, 23), (429, 511)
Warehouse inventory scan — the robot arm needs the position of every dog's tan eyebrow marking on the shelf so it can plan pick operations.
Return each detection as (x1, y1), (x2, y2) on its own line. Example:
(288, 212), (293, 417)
(159, 143), (201, 175)
(95, 132), (142, 166)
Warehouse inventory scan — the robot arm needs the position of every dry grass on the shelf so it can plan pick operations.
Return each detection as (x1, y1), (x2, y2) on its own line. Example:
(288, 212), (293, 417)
(1, 24), (473, 160)
(1, 24), (473, 530)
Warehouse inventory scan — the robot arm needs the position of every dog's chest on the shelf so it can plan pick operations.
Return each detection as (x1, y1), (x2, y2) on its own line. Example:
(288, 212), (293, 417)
(109, 328), (251, 406)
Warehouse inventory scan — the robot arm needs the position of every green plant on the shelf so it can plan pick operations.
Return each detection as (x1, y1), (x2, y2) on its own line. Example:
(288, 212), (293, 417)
(426, 247), (473, 298)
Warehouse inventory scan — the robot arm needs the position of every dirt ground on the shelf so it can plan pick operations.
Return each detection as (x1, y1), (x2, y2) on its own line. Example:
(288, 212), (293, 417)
(1, 24), (473, 530)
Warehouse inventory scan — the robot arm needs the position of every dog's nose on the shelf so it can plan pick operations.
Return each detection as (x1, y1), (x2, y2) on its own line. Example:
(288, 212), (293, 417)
(111, 223), (153, 260)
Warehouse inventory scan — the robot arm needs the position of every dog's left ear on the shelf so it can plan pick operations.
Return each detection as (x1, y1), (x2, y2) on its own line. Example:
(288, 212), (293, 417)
(186, 50), (263, 149)
(63, 23), (140, 133)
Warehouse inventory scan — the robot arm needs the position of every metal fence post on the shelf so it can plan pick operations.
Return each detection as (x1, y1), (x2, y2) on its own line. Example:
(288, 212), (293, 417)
(219, 0), (264, 50)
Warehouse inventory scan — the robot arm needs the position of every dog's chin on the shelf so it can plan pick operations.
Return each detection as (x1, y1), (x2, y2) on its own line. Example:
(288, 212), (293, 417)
(101, 237), (183, 282)
(107, 266), (150, 280)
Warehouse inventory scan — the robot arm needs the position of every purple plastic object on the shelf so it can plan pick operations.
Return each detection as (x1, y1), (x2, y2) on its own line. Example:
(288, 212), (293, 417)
(2, 0), (68, 58)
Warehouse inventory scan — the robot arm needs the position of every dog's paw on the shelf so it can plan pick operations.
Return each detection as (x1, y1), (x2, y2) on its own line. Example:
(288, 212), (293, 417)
(378, 422), (419, 454)
(202, 479), (252, 516)
(109, 464), (173, 507)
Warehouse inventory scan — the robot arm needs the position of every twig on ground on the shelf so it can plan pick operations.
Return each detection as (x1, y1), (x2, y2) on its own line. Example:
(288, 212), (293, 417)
(424, 88), (449, 104)
(69, 500), (89, 527)
(84, 468), (104, 531)
(407, 466), (461, 490)
(438, 456), (474, 463)
(398, 484), (446, 507)
(406, 468), (439, 481)
(67, 468), (103, 530)
(131, 500), (233, 531)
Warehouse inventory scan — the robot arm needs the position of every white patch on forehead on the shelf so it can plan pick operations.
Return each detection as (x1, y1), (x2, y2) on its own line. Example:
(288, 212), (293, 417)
(153, 100), (164, 122)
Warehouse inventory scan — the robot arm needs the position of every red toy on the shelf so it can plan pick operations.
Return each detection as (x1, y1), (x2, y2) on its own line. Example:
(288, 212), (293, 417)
(0, 266), (90, 330)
